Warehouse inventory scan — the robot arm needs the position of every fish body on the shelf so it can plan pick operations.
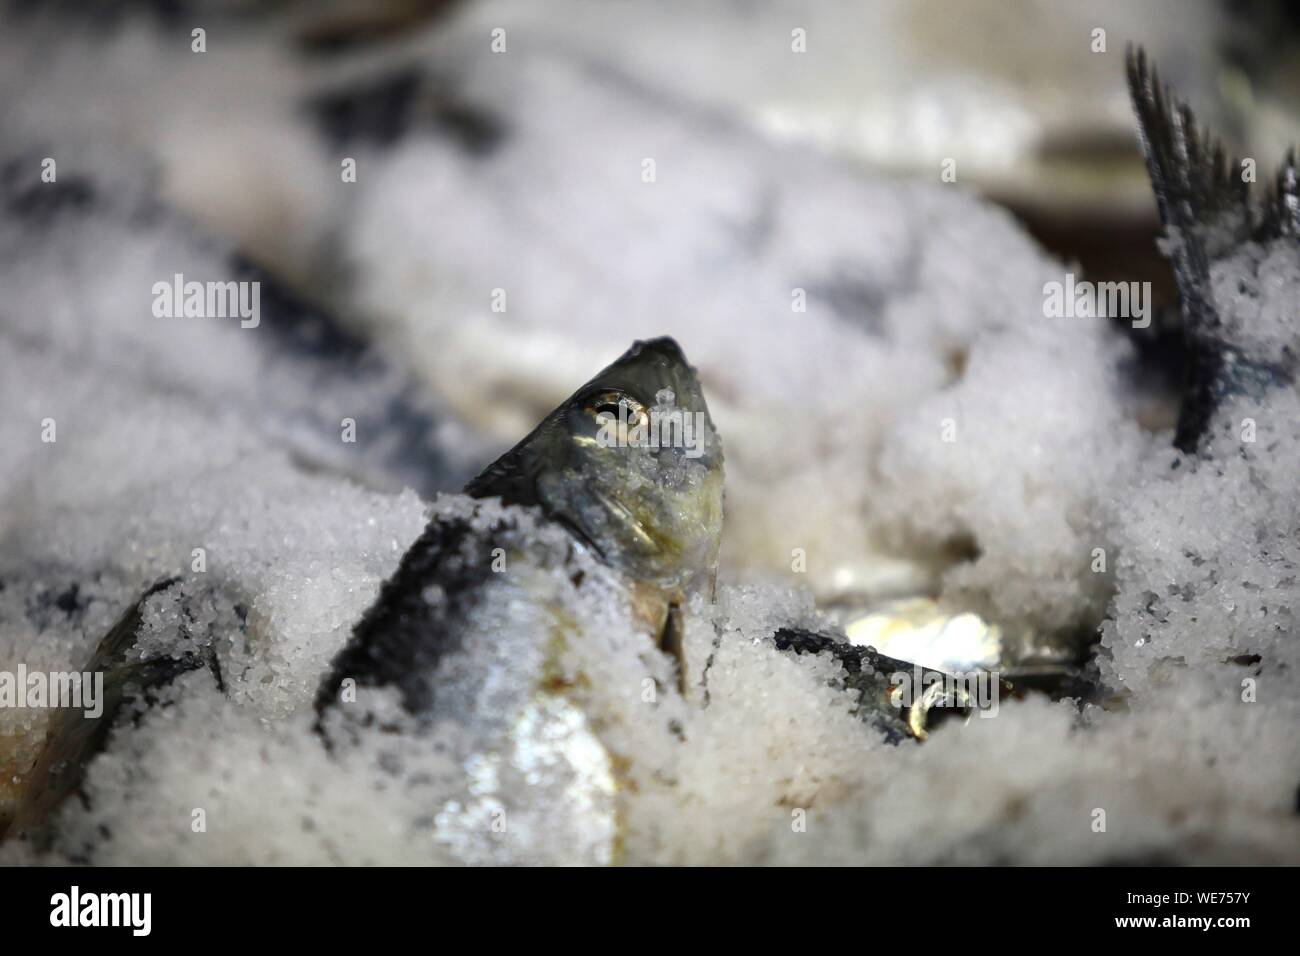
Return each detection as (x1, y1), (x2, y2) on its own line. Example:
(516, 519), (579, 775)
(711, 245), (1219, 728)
(318, 500), (630, 865)
(1, 578), (220, 848)
(315, 336), (724, 863)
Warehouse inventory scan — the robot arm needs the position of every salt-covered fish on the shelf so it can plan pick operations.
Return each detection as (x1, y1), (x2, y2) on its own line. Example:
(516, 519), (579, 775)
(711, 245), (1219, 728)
(766, 627), (978, 743)
(1, 578), (220, 848)
(314, 336), (724, 863)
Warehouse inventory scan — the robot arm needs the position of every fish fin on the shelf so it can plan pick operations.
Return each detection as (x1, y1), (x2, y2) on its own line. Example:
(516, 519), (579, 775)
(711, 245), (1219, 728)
(1127, 47), (1251, 254)
(1127, 47), (1296, 452)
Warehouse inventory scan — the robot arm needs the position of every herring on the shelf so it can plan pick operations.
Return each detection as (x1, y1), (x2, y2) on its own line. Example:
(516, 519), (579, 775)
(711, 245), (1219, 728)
(0, 579), (220, 848)
(314, 336), (724, 864)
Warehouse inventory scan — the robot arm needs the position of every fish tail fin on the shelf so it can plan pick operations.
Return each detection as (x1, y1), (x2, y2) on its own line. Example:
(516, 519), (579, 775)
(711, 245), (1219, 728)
(1126, 46), (1295, 453)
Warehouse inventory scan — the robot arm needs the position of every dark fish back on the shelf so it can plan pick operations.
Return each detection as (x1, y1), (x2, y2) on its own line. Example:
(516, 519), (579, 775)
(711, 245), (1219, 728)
(314, 511), (516, 723)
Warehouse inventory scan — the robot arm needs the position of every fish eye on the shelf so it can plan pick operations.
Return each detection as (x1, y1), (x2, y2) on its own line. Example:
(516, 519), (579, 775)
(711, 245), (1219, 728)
(589, 391), (644, 422)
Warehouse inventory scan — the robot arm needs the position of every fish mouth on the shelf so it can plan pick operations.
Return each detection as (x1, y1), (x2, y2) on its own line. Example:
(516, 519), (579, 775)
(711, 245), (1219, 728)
(627, 336), (688, 364)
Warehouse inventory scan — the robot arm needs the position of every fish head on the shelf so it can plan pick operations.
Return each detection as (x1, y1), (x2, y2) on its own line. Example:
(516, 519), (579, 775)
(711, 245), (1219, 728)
(466, 337), (724, 597)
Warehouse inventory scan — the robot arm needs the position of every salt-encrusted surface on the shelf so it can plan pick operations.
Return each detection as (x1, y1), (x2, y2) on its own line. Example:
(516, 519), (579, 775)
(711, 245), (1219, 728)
(0, 6), (1297, 865)
(328, 19), (1152, 630)
(0, 4), (1152, 621)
